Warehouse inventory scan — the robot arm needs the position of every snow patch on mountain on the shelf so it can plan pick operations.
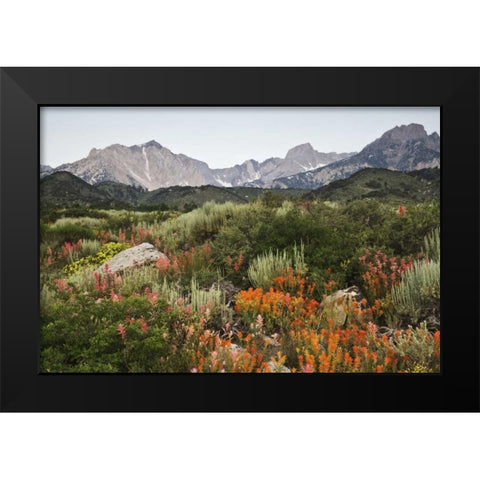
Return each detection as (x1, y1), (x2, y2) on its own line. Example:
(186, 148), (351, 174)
(142, 146), (152, 182)
(214, 177), (232, 188)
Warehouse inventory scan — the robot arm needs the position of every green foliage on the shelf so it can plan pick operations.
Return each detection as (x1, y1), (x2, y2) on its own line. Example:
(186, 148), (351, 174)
(41, 292), (170, 373)
(41, 169), (311, 210)
(261, 190), (285, 208)
(46, 223), (96, 243)
(248, 243), (306, 289)
(80, 239), (101, 257)
(159, 201), (247, 249)
(388, 227), (441, 327)
(423, 227), (440, 262)
(40, 171), (115, 208)
(211, 202), (272, 280)
(391, 322), (440, 372)
(305, 167), (440, 204)
(189, 276), (225, 313)
(390, 259), (440, 324)
(342, 199), (440, 257)
(183, 201), (198, 212)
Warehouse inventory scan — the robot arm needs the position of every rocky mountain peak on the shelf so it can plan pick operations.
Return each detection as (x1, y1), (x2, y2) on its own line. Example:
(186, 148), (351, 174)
(273, 123), (440, 189)
(88, 148), (100, 156)
(285, 143), (315, 159)
(242, 158), (259, 167)
(142, 140), (163, 149)
(380, 123), (428, 143)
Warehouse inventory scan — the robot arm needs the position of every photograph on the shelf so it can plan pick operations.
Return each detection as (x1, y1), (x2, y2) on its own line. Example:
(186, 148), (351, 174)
(39, 106), (441, 374)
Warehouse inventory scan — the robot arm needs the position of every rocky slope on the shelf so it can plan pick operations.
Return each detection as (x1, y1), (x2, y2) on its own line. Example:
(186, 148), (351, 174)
(43, 140), (354, 190)
(40, 164), (54, 178)
(54, 140), (218, 190)
(272, 124), (440, 188)
(211, 144), (353, 187)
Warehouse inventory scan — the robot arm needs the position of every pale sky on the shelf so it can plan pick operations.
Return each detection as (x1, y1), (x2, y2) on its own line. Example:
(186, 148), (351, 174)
(40, 107), (440, 169)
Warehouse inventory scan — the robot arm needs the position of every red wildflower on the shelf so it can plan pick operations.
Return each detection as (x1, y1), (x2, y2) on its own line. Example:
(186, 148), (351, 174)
(117, 323), (126, 340)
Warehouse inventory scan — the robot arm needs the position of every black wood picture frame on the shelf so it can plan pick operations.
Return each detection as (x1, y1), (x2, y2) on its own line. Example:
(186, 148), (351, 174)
(1, 67), (478, 412)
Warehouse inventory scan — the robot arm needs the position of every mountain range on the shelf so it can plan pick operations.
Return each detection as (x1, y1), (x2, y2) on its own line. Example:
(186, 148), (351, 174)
(41, 141), (354, 190)
(41, 123), (439, 190)
(272, 124), (440, 188)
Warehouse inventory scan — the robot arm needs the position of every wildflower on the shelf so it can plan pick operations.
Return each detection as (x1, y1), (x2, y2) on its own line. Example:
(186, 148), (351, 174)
(139, 318), (148, 333)
(302, 363), (314, 373)
(368, 352), (378, 361)
(110, 290), (122, 302)
(433, 330), (441, 357)
(117, 323), (126, 340)
(367, 321), (377, 335)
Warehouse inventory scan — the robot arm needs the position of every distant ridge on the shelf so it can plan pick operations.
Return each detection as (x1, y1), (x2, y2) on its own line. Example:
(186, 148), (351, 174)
(40, 171), (309, 209)
(42, 140), (354, 190)
(272, 124), (440, 188)
(41, 167), (440, 209)
(304, 167), (440, 203)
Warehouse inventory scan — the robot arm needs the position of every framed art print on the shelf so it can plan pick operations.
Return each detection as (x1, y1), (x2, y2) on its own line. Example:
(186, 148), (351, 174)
(1, 67), (479, 411)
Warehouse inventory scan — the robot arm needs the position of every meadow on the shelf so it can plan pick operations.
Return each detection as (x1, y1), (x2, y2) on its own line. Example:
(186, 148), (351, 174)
(40, 195), (440, 373)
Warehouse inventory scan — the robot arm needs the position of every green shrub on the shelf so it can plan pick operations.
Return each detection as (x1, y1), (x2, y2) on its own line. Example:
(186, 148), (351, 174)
(41, 291), (170, 373)
(190, 276), (225, 313)
(423, 227), (440, 262)
(80, 238), (101, 257)
(160, 201), (248, 249)
(390, 259), (440, 324)
(52, 216), (105, 230)
(248, 243), (306, 289)
(390, 322), (440, 372)
(118, 264), (163, 296)
(49, 223), (96, 243)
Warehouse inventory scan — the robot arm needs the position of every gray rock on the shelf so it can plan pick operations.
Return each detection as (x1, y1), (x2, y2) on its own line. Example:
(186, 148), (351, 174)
(320, 286), (363, 327)
(262, 335), (281, 347)
(266, 361), (291, 373)
(96, 242), (166, 274)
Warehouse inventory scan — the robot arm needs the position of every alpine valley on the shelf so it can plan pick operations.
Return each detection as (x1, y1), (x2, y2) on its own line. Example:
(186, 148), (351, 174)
(40, 122), (442, 375)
